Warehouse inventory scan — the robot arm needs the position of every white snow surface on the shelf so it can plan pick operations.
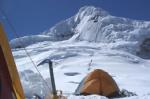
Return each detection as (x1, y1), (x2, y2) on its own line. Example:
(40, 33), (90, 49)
(13, 41), (150, 99)
(11, 6), (150, 99)
(68, 95), (108, 99)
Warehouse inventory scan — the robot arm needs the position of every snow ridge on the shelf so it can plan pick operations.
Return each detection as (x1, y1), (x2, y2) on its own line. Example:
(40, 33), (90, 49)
(10, 35), (51, 48)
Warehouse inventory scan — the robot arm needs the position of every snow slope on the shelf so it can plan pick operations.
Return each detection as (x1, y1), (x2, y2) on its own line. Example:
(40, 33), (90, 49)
(12, 41), (150, 99)
(11, 6), (150, 99)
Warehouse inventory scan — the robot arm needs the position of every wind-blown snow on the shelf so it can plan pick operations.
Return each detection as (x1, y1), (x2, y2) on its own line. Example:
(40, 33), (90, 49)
(11, 6), (150, 99)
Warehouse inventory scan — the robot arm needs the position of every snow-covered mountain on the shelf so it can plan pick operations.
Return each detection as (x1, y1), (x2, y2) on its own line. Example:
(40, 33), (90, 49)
(42, 6), (109, 40)
(42, 6), (150, 45)
(10, 6), (150, 58)
(11, 6), (150, 99)
(43, 6), (150, 58)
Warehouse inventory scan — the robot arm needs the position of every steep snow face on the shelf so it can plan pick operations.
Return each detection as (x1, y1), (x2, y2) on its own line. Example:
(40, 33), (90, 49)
(75, 16), (150, 43)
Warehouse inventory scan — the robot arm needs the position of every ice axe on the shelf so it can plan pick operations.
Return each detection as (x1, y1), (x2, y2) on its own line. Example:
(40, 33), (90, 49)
(38, 59), (57, 99)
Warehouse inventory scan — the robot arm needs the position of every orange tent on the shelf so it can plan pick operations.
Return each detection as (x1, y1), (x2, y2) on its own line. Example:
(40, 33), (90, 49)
(75, 69), (120, 98)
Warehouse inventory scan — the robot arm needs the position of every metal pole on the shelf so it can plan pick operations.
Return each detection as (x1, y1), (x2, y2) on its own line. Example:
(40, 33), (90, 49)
(48, 60), (57, 96)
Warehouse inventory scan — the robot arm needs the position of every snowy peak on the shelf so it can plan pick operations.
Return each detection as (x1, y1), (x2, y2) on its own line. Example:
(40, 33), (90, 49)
(75, 6), (109, 21)
(43, 6), (109, 41)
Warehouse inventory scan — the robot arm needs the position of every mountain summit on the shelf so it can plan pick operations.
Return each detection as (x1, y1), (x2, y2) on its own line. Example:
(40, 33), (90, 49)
(43, 6), (109, 41)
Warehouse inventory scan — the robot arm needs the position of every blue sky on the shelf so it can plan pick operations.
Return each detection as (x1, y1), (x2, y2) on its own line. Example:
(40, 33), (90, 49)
(0, 0), (150, 40)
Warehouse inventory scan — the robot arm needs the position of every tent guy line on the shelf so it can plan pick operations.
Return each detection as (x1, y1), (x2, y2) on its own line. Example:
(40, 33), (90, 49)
(0, 8), (52, 93)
